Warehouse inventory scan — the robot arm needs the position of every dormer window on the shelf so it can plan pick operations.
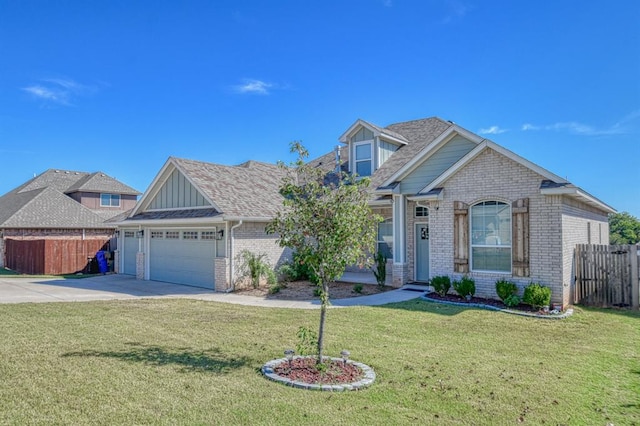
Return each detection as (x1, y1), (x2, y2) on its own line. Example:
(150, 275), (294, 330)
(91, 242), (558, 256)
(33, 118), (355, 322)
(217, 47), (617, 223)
(101, 193), (121, 207)
(354, 141), (372, 177)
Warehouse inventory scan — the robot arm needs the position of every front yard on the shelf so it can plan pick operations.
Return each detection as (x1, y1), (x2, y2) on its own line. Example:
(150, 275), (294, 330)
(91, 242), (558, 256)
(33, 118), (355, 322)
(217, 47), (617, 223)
(0, 298), (638, 425)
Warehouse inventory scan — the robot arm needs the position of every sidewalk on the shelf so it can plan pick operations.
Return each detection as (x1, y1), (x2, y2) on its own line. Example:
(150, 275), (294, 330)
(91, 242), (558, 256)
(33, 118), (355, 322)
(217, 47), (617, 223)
(0, 274), (425, 308)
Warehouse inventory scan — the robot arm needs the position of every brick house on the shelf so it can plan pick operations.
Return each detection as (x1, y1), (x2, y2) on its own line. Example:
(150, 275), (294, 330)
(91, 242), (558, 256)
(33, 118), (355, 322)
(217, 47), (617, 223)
(0, 169), (140, 274)
(116, 117), (614, 305)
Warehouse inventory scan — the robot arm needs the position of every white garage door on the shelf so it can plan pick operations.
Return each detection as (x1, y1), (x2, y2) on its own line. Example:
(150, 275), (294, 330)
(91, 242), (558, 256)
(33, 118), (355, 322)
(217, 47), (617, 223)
(122, 230), (138, 275)
(149, 230), (215, 289)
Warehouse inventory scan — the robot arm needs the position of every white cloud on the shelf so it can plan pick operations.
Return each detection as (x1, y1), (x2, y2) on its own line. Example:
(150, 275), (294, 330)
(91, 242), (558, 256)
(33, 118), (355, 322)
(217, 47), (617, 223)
(234, 79), (273, 95)
(442, 0), (472, 24)
(479, 125), (507, 135)
(22, 78), (96, 106)
(521, 112), (640, 136)
(383, 0), (393, 7)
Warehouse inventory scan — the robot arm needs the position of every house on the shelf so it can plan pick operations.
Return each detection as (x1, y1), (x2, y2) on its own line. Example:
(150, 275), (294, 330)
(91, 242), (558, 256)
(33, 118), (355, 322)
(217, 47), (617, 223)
(0, 169), (140, 274)
(116, 117), (615, 306)
(114, 158), (289, 290)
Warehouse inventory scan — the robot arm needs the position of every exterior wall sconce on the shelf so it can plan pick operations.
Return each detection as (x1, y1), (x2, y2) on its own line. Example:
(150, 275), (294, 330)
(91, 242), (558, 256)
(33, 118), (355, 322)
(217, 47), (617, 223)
(114, 230), (120, 237)
(136, 230), (144, 238)
(216, 229), (224, 240)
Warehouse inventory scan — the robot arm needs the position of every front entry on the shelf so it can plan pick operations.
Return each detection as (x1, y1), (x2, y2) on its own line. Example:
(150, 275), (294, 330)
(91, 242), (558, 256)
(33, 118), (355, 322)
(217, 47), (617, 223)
(415, 223), (429, 282)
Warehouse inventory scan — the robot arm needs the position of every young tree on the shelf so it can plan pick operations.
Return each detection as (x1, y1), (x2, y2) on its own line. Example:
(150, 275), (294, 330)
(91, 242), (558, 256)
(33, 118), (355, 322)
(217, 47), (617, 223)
(267, 142), (381, 363)
(609, 211), (640, 244)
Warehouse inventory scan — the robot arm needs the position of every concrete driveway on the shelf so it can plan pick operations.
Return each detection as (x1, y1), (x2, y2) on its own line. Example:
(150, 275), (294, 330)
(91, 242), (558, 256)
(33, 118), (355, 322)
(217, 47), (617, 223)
(0, 274), (423, 308)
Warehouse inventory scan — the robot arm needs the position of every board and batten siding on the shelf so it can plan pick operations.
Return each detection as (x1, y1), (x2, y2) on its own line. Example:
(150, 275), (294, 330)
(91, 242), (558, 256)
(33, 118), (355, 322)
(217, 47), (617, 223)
(400, 135), (477, 195)
(379, 140), (399, 165)
(149, 169), (210, 209)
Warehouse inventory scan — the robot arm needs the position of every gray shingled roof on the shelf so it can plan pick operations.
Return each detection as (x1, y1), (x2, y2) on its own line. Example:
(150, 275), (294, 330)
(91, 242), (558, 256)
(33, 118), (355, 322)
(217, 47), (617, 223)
(0, 169), (139, 229)
(172, 157), (289, 220)
(311, 117), (453, 196)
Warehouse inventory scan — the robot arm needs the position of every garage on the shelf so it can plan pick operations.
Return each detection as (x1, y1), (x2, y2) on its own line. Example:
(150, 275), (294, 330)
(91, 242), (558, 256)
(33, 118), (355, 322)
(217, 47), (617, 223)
(122, 230), (138, 275)
(148, 229), (215, 289)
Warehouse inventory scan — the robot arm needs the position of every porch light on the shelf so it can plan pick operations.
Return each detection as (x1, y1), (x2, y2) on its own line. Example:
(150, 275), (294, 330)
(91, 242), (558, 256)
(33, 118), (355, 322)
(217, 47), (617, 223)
(114, 230), (120, 237)
(136, 230), (144, 238)
(340, 349), (350, 365)
(216, 229), (224, 240)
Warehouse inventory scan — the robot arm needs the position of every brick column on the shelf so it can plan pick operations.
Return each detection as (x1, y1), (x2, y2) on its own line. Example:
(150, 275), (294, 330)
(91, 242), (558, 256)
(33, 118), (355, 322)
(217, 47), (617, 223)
(214, 257), (230, 291)
(136, 252), (145, 280)
(392, 263), (408, 288)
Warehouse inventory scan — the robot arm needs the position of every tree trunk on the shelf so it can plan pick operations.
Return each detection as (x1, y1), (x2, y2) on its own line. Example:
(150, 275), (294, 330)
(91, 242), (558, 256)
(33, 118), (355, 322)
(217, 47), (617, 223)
(316, 280), (329, 363)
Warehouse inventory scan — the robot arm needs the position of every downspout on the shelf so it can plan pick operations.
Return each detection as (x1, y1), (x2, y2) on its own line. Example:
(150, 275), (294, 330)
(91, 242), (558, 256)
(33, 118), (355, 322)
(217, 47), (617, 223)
(226, 220), (243, 292)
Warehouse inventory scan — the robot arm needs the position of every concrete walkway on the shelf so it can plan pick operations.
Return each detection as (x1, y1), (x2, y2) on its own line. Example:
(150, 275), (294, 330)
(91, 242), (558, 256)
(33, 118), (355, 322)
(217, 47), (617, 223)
(0, 274), (425, 309)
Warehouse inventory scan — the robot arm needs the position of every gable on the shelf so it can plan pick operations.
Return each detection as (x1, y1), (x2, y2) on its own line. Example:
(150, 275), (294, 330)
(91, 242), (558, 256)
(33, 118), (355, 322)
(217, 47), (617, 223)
(399, 134), (477, 194)
(148, 168), (211, 210)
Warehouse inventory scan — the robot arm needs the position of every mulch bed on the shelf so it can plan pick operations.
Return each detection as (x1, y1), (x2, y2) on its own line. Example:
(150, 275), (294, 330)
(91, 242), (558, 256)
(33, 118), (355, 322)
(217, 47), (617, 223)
(424, 292), (553, 314)
(273, 357), (364, 385)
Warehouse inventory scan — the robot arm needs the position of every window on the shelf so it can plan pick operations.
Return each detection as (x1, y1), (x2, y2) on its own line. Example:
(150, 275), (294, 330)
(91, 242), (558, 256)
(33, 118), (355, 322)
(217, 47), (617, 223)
(100, 193), (121, 207)
(470, 201), (511, 272)
(151, 231), (164, 239)
(415, 206), (429, 217)
(124, 231), (135, 238)
(354, 141), (372, 177)
(201, 231), (216, 240)
(166, 231), (179, 239)
(183, 231), (198, 240)
(377, 218), (393, 260)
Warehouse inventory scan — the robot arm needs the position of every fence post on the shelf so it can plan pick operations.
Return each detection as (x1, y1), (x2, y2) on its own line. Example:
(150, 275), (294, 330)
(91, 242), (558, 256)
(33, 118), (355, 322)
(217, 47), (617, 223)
(631, 245), (639, 310)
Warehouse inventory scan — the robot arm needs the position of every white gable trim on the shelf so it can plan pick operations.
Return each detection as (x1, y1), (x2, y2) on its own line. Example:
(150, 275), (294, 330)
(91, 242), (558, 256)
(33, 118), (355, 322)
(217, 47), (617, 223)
(129, 157), (221, 217)
(418, 140), (568, 195)
(380, 125), (483, 188)
(338, 119), (408, 145)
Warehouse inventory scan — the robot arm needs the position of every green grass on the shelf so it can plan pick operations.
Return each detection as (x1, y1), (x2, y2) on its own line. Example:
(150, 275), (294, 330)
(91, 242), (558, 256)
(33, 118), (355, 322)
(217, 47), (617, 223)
(0, 299), (638, 425)
(0, 267), (97, 279)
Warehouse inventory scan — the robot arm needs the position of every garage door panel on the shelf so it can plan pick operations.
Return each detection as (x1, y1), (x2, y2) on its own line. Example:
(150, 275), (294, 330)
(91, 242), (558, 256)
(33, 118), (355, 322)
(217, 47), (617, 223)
(149, 231), (215, 289)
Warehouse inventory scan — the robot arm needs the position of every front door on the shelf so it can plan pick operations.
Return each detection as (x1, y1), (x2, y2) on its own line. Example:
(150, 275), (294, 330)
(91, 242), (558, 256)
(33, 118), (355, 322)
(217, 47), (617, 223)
(415, 223), (429, 282)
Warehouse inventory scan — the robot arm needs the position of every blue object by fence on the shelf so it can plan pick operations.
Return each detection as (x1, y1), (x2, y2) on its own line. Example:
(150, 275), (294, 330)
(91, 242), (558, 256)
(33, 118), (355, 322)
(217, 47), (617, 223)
(96, 251), (108, 274)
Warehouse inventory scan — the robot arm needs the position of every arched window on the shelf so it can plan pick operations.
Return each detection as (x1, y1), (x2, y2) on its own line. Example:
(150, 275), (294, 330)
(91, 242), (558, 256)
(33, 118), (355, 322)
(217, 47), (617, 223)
(377, 218), (393, 260)
(470, 201), (511, 272)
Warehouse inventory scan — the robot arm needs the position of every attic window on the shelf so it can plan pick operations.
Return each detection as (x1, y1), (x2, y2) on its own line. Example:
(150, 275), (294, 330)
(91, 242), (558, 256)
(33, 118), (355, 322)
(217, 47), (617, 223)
(354, 141), (372, 177)
(100, 193), (121, 207)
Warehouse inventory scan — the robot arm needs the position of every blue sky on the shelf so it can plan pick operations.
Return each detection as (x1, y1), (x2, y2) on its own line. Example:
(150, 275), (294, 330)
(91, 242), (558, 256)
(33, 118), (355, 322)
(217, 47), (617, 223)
(1, 1), (639, 217)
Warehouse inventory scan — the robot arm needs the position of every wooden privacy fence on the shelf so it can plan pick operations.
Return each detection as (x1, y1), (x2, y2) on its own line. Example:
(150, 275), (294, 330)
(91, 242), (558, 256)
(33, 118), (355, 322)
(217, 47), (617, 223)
(574, 244), (639, 310)
(5, 239), (110, 275)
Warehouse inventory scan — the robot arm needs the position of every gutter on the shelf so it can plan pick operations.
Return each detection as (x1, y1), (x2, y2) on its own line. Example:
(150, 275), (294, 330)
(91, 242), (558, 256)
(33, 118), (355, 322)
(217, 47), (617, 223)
(226, 220), (243, 292)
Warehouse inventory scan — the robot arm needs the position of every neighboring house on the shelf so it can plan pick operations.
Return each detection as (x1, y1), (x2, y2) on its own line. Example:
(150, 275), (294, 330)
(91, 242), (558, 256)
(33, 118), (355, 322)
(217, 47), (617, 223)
(116, 117), (615, 306)
(0, 169), (140, 273)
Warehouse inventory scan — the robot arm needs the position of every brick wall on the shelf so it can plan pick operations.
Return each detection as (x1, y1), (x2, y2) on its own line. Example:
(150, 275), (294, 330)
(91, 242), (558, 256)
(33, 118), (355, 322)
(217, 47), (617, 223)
(429, 148), (566, 302)
(560, 200), (609, 305)
(231, 221), (291, 287)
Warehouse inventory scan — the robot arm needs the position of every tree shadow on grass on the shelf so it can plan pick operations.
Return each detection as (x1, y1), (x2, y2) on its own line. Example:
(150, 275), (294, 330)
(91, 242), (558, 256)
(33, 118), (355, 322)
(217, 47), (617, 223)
(62, 342), (250, 373)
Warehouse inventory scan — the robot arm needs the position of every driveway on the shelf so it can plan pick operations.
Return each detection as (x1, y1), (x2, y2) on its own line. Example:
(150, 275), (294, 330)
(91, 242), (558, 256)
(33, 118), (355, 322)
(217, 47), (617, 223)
(0, 274), (423, 308)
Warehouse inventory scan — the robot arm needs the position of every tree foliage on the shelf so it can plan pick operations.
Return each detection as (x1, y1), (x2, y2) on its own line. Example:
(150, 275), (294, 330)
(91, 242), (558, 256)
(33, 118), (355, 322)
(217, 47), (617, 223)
(609, 212), (640, 244)
(266, 141), (381, 362)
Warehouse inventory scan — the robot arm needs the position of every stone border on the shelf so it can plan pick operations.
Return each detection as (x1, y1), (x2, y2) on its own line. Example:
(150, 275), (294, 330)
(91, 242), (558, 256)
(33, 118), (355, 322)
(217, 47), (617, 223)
(261, 356), (376, 391)
(421, 294), (574, 320)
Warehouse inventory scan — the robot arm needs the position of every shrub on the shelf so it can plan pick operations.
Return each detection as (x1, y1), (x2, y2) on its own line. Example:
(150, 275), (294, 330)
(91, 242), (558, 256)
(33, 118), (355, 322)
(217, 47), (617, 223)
(453, 276), (475, 298)
(313, 287), (323, 297)
(353, 283), (363, 294)
(238, 250), (273, 288)
(371, 251), (387, 287)
(268, 283), (282, 294)
(495, 279), (518, 301)
(430, 276), (451, 297)
(503, 294), (521, 308)
(522, 283), (551, 309)
(296, 326), (318, 356)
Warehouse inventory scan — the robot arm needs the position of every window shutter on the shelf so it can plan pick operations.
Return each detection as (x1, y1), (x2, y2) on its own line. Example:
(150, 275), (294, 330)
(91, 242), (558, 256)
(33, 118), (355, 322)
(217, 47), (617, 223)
(512, 198), (530, 277)
(453, 201), (469, 273)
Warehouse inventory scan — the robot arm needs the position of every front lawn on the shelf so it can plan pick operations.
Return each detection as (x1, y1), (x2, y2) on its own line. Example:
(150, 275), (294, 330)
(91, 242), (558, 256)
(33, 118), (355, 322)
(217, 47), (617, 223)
(0, 299), (638, 425)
